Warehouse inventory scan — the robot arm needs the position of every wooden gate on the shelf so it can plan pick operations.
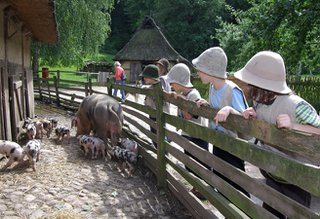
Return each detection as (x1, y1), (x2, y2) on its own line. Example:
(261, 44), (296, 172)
(0, 66), (6, 139)
(9, 76), (24, 141)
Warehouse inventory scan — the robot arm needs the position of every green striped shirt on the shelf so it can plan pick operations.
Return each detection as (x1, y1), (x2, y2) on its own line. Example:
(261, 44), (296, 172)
(295, 101), (320, 128)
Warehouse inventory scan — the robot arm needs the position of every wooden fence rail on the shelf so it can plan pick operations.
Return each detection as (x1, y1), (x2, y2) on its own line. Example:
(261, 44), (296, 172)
(34, 74), (320, 218)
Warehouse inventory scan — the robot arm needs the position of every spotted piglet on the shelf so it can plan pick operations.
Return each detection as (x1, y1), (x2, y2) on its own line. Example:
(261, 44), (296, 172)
(55, 126), (70, 144)
(120, 138), (139, 154)
(49, 118), (58, 129)
(23, 139), (41, 171)
(26, 123), (37, 140)
(78, 135), (106, 159)
(109, 146), (138, 176)
(42, 119), (54, 138)
(0, 140), (25, 170)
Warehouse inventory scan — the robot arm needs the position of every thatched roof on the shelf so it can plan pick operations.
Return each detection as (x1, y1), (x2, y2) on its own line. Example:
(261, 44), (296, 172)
(7, 0), (58, 43)
(115, 16), (187, 62)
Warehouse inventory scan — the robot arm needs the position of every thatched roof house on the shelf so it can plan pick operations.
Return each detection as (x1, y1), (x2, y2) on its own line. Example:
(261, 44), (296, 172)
(114, 16), (188, 82)
(0, 0), (58, 140)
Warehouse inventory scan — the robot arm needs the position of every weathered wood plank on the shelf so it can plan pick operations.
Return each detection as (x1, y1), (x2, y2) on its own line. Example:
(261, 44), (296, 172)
(163, 92), (320, 162)
(165, 114), (320, 196)
(167, 157), (250, 218)
(122, 126), (156, 153)
(167, 173), (216, 219)
(138, 146), (157, 175)
(58, 79), (87, 85)
(122, 106), (156, 128)
(166, 134), (315, 218)
(115, 84), (154, 96)
(122, 100), (157, 118)
(123, 114), (157, 149)
(58, 90), (85, 100)
(167, 141), (276, 219)
(92, 89), (106, 95)
(58, 86), (88, 93)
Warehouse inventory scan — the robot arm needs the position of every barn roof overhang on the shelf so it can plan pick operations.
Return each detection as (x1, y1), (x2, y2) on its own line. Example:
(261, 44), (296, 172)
(6, 0), (58, 43)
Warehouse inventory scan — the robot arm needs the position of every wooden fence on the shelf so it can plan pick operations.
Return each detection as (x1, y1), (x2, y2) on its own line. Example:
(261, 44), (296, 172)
(34, 73), (320, 218)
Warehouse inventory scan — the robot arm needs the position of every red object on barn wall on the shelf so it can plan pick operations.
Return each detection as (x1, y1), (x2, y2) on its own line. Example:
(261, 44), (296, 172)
(42, 67), (49, 78)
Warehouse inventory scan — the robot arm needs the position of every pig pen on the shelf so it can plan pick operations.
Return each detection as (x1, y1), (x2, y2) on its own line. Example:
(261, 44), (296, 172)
(0, 102), (192, 219)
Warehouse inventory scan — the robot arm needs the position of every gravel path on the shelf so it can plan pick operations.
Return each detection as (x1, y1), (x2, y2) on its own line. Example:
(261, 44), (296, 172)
(0, 103), (192, 219)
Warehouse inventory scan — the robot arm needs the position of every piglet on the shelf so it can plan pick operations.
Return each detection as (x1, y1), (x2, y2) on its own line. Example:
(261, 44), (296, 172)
(0, 140), (24, 170)
(26, 123), (37, 140)
(55, 126), (70, 144)
(24, 139), (41, 171)
(109, 146), (138, 177)
(120, 138), (139, 154)
(78, 135), (106, 159)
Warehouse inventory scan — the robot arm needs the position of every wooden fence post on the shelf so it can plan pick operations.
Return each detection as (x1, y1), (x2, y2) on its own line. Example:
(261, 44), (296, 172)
(57, 70), (60, 81)
(85, 83), (89, 97)
(107, 78), (112, 96)
(37, 73), (42, 101)
(47, 79), (52, 103)
(154, 83), (166, 188)
(53, 76), (60, 106)
(89, 78), (93, 95)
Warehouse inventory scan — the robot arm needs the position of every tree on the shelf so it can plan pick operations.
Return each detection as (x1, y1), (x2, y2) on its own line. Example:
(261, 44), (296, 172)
(33, 0), (114, 68)
(103, 0), (134, 53)
(217, 0), (320, 74)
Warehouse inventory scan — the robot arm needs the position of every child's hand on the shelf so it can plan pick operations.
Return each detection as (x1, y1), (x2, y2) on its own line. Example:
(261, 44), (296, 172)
(242, 107), (257, 119)
(196, 99), (208, 108)
(214, 106), (231, 126)
(276, 114), (292, 129)
(170, 92), (179, 99)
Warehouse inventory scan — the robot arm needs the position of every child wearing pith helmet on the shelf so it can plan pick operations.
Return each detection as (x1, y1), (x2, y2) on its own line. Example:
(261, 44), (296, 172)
(193, 47), (249, 196)
(166, 63), (209, 198)
(139, 64), (169, 147)
(232, 51), (320, 217)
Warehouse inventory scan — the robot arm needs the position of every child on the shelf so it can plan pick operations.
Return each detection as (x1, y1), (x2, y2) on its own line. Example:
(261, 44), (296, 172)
(193, 47), (249, 196)
(232, 51), (320, 217)
(166, 63), (209, 199)
(139, 64), (168, 147)
(156, 58), (170, 76)
(156, 58), (171, 114)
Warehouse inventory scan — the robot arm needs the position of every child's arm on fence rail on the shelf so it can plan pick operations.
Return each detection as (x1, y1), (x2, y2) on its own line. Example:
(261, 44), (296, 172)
(214, 106), (242, 126)
(277, 114), (320, 135)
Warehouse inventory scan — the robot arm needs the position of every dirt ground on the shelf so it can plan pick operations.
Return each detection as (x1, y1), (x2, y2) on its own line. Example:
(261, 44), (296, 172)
(0, 102), (192, 219)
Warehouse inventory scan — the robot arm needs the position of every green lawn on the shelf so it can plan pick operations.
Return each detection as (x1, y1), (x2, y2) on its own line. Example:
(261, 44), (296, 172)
(38, 53), (115, 82)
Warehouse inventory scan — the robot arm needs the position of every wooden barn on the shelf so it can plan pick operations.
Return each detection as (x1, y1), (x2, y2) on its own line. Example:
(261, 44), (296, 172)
(0, 0), (58, 140)
(114, 16), (188, 82)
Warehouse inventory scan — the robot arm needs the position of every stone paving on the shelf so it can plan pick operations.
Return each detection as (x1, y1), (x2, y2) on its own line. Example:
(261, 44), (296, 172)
(0, 104), (192, 219)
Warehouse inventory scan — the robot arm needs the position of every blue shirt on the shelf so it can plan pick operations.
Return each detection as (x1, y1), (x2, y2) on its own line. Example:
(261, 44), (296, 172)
(209, 83), (247, 132)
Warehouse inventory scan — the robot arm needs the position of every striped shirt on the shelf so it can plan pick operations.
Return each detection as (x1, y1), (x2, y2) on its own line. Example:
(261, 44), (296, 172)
(296, 101), (320, 127)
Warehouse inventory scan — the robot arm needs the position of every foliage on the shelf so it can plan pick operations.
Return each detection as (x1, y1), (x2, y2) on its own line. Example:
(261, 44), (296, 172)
(217, 0), (320, 74)
(192, 77), (210, 100)
(103, 0), (134, 53)
(33, 0), (115, 67)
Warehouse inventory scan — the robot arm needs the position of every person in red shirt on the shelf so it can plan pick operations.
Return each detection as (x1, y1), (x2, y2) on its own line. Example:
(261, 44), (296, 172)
(113, 61), (126, 101)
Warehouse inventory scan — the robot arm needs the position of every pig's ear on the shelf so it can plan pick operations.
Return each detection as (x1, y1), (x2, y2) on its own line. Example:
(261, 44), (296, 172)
(133, 143), (139, 154)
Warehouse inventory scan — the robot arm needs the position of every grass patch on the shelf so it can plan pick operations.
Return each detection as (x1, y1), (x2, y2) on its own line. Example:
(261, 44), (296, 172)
(40, 65), (78, 72)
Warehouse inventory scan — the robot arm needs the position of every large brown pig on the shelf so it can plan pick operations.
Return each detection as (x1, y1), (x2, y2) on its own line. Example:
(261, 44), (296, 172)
(75, 94), (123, 146)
